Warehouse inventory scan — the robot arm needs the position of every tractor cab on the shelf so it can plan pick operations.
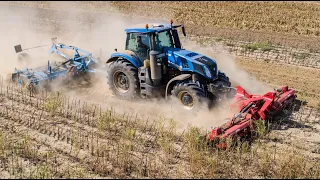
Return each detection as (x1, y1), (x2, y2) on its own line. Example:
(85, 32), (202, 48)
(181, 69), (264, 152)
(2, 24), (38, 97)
(124, 21), (186, 63)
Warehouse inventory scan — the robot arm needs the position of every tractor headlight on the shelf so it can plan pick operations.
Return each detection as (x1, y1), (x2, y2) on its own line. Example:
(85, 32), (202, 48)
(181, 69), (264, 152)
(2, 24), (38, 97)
(203, 66), (212, 78)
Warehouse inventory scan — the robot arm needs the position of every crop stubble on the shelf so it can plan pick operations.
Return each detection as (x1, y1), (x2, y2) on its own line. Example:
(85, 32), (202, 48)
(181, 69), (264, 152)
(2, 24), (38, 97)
(0, 78), (319, 178)
(0, 2), (319, 178)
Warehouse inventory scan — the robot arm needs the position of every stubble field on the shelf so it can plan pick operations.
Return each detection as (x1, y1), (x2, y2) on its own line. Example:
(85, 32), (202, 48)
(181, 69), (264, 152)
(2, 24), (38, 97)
(0, 1), (319, 179)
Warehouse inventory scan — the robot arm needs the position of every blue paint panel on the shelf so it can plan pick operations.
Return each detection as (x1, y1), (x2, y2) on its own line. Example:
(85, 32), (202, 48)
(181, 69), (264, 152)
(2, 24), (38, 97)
(110, 52), (143, 68)
(163, 47), (217, 79)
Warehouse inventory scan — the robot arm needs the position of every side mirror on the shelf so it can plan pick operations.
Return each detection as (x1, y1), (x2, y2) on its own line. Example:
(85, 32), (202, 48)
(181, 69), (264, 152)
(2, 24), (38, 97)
(182, 26), (186, 37)
(114, 48), (117, 52)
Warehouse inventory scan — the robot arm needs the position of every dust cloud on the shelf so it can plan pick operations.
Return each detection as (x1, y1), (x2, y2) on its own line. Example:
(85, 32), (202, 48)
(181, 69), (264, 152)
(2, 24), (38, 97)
(0, 4), (53, 76)
(0, 2), (271, 132)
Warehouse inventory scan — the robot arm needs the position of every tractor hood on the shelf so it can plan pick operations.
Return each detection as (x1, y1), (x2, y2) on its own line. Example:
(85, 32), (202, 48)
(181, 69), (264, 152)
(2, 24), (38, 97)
(163, 47), (218, 79)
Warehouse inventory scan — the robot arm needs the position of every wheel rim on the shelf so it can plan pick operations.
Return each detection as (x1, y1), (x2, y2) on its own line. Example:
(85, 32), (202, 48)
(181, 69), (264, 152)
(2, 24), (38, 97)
(177, 91), (194, 109)
(113, 70), (130, 93)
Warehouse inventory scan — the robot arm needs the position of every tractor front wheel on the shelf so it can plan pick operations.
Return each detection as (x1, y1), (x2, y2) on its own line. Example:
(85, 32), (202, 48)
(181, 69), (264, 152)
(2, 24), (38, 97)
(172, 81), (208, 110)
(107, 59), (140, 99)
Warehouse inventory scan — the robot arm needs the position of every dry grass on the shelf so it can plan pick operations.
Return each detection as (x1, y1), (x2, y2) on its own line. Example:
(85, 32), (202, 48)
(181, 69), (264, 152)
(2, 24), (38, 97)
(110, 1), (320, 50)
(0, 1), (319, 178)
(0, 81), (319, 178)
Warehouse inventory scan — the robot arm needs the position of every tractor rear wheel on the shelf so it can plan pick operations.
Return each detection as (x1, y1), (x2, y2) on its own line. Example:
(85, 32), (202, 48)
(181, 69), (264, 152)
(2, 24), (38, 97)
(107, 59), (140, 99)
(171, 81), (208, 110)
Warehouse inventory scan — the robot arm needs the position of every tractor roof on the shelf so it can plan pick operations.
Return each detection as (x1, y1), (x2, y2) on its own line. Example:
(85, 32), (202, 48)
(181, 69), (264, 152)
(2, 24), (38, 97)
(125, 23), (174, 34)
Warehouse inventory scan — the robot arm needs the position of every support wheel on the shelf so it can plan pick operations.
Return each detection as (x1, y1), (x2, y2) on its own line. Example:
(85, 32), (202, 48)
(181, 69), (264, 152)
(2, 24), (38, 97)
(107, 59), (140, 99)
(172, 81), (207, 110)
(27, 83), (40, 94)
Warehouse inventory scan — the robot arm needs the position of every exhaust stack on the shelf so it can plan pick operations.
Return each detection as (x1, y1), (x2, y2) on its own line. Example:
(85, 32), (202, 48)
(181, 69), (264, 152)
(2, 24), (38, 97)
(149, 50), (162, 86)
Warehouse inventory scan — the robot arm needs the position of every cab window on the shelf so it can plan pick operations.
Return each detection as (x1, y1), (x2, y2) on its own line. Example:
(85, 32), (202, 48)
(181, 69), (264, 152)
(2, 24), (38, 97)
(125, 33), (151, 61)
(155, 30), (174, 51)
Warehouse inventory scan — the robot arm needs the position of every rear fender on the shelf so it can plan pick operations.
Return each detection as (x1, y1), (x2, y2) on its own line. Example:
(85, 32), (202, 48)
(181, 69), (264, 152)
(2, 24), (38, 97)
(106, 50), (142, 68)
(165, 74), (192, 100)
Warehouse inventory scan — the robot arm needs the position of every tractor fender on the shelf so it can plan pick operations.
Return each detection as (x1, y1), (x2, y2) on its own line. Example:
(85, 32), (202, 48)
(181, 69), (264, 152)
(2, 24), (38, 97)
(106, 50), (142, 68)
(165, 74), (192, 100)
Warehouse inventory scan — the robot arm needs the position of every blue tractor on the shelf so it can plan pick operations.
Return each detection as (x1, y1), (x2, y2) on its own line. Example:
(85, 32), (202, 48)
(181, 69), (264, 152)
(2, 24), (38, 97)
(106, 21), (235, 110)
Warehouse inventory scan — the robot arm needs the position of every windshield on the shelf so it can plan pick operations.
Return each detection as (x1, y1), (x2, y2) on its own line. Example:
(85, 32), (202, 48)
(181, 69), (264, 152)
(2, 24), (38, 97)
(155, 30), (174, 51)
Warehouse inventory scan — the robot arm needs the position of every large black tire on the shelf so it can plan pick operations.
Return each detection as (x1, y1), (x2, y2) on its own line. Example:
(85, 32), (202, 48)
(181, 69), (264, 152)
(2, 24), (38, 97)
(171, 81), (208, 110)
(107, 59), (140, 99)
